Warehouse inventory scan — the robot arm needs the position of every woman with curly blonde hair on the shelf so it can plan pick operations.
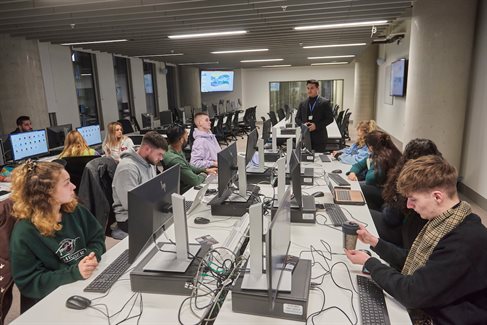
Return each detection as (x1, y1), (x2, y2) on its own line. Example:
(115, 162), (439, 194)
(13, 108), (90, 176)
(9, 160), (105, 312)
(58, 130), (99, 158)
(332, 120), (377, 164)
(102, 121), (134, 161)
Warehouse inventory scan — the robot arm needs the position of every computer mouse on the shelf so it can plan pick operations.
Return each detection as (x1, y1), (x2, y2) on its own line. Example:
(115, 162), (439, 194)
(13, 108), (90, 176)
(311, 191), (325, 198)
(359, 249), (372, 256)
(66, 295), (91, 310)
(194, 217), (210, 224)
(331, 169), (342, 174)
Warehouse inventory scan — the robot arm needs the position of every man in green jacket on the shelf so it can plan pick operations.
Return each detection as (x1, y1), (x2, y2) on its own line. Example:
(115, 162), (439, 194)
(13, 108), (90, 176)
(164, 125), (217, 193)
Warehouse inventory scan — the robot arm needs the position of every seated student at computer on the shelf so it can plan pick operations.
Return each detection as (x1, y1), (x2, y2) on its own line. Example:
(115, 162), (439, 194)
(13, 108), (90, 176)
(190, 112), (221, 168)
(102, 121), (134, 161)
(9, 160), (106, 313)
(347, 130), (401, 210)
(4, 115), (34, 161)
(331, 120), (377, 164)
(112, 131), (168, 239)
(164, 125), (217, 193)
(58, 130), (99, 158)
(371, 139), (442, 248)
(345, 155), (487, 324)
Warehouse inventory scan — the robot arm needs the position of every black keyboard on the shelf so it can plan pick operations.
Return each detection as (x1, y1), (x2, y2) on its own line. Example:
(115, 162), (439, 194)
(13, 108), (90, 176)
(357, 275), (391, 325)
(319, 154), (331, 162)
(323, 203), (348, 226)
(336, 190), (352, 201)
(328, 173), (350, 187)
(185, 200), (193, 212)
(84, 249), (130, 293)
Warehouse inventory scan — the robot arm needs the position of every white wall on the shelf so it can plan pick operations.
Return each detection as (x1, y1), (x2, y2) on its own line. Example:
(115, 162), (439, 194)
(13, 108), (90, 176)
(374, 20), (411, 142)
(241, 65), (355, 121)
(461, 0), (487, 197)
(96, 52), (118, 128)
(201, 69), (243, 109)
(39, 42), (79, 127)
(130, 57), (147, 128)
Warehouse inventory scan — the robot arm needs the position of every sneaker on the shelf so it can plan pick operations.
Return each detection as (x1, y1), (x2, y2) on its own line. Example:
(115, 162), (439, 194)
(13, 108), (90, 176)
(111, 227), (128, 240)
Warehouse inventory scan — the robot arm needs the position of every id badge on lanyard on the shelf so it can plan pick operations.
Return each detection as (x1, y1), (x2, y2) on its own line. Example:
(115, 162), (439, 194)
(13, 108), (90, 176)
(308, 99), (317, 121)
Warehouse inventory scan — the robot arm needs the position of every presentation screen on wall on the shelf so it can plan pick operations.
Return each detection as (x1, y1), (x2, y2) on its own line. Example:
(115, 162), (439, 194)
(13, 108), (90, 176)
(10, 129), (49, 161)
(77, 124), (102, 146)
(201, 70), (234, 92)
(390, 59), (408, 97)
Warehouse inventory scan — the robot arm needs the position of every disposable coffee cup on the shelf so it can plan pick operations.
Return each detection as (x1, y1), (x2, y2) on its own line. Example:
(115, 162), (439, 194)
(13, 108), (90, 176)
(342, 221), (360, 250)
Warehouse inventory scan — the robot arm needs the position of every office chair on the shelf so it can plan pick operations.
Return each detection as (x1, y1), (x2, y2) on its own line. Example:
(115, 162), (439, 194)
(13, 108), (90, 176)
(63, 156), (99, 194)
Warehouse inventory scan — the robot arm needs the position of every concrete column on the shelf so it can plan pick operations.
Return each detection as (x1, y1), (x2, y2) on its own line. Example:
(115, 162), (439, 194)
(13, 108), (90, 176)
(179, 66), (202, 108)
(404, 0), (477, 168)
(0, 34), (49, 137)
(353, 44), (378, 126)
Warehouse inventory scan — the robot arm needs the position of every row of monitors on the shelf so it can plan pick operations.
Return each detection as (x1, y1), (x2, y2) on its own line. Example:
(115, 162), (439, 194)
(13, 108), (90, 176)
(9, 124), (102, 162)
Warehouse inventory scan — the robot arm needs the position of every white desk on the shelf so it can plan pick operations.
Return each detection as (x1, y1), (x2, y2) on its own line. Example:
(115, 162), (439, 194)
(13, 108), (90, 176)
(215, 157), (411, 324)
(10, 156), (411, 324)
(272, 116), (341, 141)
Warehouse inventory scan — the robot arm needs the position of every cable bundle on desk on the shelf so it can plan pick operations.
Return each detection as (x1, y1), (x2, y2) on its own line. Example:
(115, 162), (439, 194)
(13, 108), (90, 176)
(177, 246), (247, 325)
(296, 240), (359, 325)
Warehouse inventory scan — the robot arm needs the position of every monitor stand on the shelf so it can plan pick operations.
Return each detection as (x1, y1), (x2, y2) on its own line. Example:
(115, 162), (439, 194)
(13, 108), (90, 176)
(143, 242), (200, 272)
(264, 127), (280, 162)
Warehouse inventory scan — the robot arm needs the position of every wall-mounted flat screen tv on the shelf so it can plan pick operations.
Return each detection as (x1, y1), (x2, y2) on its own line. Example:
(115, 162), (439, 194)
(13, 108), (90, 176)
(390, 59), (408, 97)
(201, 70), (234, 92)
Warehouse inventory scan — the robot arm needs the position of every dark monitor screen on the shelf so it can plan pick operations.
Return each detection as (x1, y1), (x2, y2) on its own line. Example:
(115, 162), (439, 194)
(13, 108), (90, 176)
(128, 164), (180, 263)
(217, 142), (237, 197)
(46, 124), (73, 149)
(159, 110), (173, 126)
(262, 119), (272, 142)
(76, 125), (102, 146)
(245, 128), (258, 167)
(290, 149), (302, 207)
(10, 129), (49, 162)
(141, 113), (152, 129)
(266, 186), (292, 310)
(300, 124), (312, 152)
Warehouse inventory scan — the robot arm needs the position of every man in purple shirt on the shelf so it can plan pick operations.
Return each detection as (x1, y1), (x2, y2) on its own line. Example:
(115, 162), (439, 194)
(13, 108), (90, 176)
(190, 112), (221, 168)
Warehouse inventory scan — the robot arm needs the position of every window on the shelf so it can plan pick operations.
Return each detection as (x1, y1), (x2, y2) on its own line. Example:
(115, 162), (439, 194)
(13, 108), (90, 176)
(269, 79), (344, 112)
(143, 62), (158, 117)
(72, 51), (101, 126)
(113, 56), (133, 119)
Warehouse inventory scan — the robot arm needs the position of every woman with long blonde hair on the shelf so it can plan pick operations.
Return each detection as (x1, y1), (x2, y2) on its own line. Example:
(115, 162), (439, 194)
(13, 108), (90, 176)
(9, 160), (105, 312)
(58, 130), (98, 158)
(102, 121), (134, 161)
(332, 120), (377, 164)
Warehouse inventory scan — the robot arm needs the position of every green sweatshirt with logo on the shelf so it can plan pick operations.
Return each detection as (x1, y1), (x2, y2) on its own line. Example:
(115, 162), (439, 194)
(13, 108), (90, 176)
(9, 204), (106, 299)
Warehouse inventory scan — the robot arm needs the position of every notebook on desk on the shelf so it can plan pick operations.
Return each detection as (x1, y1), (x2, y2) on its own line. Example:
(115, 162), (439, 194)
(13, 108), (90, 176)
(325, 173), (365, 205)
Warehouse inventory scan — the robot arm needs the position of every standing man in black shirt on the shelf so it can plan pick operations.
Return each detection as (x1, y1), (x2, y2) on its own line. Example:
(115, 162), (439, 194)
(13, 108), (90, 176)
(295, 80), (334, 153)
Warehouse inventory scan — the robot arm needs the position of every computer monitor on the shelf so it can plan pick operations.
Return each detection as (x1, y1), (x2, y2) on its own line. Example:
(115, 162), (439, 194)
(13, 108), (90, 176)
(217, 142), (238, 197)
(10, 129), (49, 162)
(266, 186), (292, 309)
(46, 124), (73, 149)
(76, 125), (102, 146)
(159, 110), (173, 126)
(289, 149), (302, 207)
(245, 128), (259, 167)
(128, 164), (180, 263)
(300, 124), (312, 153)
(262, 119), (272, 143)
(0, 139), (4, 166)
(141, 113), (152, 129)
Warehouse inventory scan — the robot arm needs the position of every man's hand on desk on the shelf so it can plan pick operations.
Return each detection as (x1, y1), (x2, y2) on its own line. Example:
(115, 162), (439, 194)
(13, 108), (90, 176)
(345, 249), (371, 265)
(78, 252), (99, 279)
(347, 172), (358, 181)
(206, 167), (218, 175)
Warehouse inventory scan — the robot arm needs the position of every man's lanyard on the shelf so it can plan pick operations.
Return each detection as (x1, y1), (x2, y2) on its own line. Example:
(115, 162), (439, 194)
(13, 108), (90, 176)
(308, 97), (318, 114)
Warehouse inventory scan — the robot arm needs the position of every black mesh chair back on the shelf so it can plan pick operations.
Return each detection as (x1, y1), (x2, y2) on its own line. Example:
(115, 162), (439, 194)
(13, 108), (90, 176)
(117, 119), (134, 134)
(277, 108), (285, 121)
(268, 111), (278, 126)
(63, 156), (99, 194)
